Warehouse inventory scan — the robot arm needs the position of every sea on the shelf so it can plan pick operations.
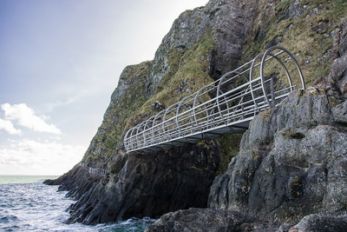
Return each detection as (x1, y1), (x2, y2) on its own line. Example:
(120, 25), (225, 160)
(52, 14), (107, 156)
(0, 176), (154, 232)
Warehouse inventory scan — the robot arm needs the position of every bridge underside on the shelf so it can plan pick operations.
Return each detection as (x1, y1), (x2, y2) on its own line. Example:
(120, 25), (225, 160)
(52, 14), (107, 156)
(130, 120), (250, 153)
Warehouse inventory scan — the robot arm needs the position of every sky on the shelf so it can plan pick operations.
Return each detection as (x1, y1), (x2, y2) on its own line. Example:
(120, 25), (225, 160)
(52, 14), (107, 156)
(0, 0), (208, 175)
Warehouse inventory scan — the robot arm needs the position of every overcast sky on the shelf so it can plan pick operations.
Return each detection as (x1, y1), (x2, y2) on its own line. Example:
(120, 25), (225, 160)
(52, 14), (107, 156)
(0, 0), (208, 175)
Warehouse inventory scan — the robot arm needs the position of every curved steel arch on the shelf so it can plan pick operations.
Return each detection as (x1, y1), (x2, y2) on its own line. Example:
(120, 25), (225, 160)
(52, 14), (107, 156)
(162, 103), (178, 133)
(135, 121), (147, 147)
(143, 116), (155, 145)
(176, 95), (193, 132)
(151, 110), (166, 142)
(192, 85), (213, 125)
(260, 46), (305, 107)
(216, 71), (240, 119)
(127, 124), (140, 150)
(123, 128), (133, 150)
(249, 52), (264, 111)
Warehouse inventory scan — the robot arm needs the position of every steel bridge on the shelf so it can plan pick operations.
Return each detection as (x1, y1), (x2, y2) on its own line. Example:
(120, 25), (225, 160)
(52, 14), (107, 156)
(124, 46), (306, 153)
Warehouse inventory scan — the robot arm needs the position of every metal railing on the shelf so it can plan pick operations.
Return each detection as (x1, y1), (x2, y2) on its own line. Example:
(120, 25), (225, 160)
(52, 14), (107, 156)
(79, 163), (107, 177)
(124, 46), (306, 153)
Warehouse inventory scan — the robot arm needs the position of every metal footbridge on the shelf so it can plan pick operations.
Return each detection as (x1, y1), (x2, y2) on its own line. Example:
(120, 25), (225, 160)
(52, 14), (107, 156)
(124, 46), (306, 153)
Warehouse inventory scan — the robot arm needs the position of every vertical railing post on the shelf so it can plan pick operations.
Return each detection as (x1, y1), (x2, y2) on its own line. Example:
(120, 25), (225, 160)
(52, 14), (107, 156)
(270, 76), (275, 108)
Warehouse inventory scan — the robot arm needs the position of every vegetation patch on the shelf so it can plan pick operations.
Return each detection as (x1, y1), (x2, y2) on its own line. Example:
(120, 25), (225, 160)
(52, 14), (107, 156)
(242, 0), (347, 85)
(217, 133), (243, 174)
(83, 61), (152, 163)
(125, 30), (215, 128)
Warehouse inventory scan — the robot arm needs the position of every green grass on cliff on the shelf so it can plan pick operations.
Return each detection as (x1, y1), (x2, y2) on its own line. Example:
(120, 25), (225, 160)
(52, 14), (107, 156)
(125, 30), (215, 128)
(122, 30), (243, 172)
(83, 61), (151, 163)
(242, 0), (347, 85)
(217, 133), (243, 174)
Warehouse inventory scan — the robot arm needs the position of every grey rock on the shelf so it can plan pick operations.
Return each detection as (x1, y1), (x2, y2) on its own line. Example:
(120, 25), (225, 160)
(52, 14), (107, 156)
(289, 213), (347, 232)
(276, 223), (293, 232)
(288, 0), (304, 18)
(337, 18), (347, 56)
(146, 208), (283, 232)
(147, 0), (256, 94)
(333, 101), (347, 125)
(329, 53), (347, 84)
(207, 20), (347, 225)
(145, 208), (249, 232)
(209, 90), (347, 222)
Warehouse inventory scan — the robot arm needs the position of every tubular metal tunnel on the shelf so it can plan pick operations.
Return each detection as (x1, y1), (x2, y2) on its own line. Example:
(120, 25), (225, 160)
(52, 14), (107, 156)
(124, 46), (306, 153)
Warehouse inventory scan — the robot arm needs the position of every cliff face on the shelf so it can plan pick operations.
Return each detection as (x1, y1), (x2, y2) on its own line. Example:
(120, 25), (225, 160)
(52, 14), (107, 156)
(47, 0), (347, 230)
(147, 1), (347, 231)
(47, 0), (257, 224)
(147, 54), (347, 232)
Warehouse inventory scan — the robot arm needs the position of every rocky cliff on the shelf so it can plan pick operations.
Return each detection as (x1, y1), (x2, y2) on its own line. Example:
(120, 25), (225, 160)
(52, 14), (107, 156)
(46, 0), (347, 231)
(147, 53), (347, 232)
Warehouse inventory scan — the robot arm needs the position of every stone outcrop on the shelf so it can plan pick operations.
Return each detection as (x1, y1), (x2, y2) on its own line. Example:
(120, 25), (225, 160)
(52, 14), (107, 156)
(208, 89), (347, 221)
(288, 213), (347, 232)
(147, 0), (256, 94)
(66, 143), (220, 224)
(145, 208), (251, 232)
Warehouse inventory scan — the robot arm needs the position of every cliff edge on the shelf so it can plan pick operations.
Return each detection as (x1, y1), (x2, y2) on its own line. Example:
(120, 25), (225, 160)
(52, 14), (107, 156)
(46, 0), (347, 230)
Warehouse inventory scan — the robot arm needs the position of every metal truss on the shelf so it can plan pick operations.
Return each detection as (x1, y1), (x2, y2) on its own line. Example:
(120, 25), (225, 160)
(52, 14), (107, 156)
(124, 46), (306, 153)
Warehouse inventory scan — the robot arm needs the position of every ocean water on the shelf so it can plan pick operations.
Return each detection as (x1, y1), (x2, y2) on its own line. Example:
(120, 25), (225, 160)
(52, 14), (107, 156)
(0, 176), (154, 232)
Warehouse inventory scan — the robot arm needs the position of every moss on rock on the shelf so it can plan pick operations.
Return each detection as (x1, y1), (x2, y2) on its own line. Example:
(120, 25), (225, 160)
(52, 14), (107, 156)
(126, 30), (215, 127)
(217, 133), (243, 174)
(83, 61), (152, 164)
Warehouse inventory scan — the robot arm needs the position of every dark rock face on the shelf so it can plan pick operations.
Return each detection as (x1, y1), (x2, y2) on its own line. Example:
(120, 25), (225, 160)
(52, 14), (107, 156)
(66, 142), (220, 224)
(44, 164), (102, 199)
